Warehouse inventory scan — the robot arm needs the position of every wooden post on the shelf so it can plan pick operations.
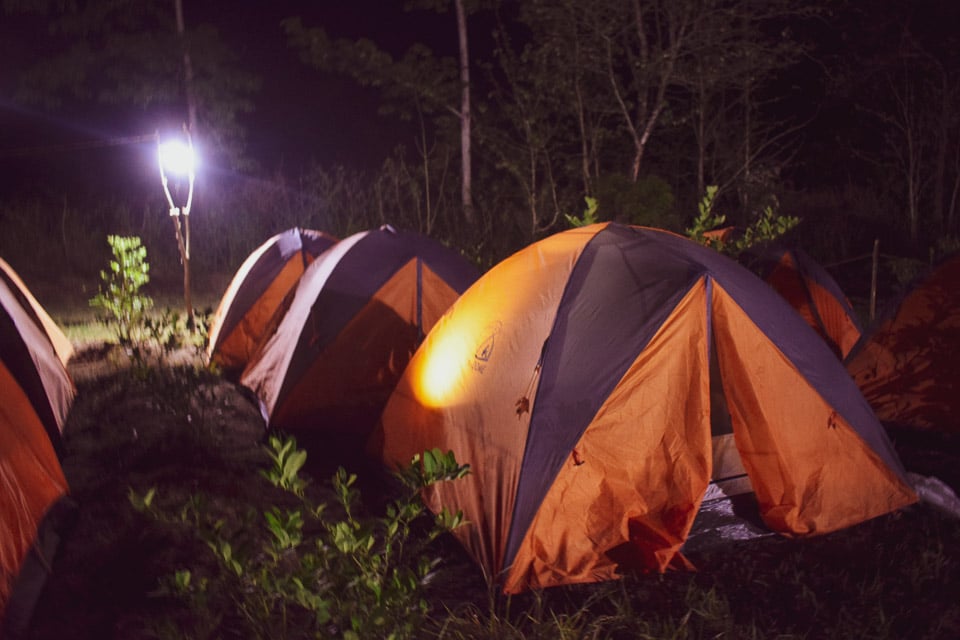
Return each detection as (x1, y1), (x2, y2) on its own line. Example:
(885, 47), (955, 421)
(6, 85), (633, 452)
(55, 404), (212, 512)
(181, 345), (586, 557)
(170, 212), (194, 332)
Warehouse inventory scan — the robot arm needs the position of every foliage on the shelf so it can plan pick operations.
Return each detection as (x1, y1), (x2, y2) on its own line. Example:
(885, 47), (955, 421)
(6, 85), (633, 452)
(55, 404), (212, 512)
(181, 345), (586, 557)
(687, 185), (801, 257)
(593, 173), (678, 229)
(131, 437), (470, 639)
(686, 185), (726, 245)
(140, 306), (213, 363)
(123, 304), (220, 445)
(89, 235), (154, 346)
(733, 206), (802, 254)
(563, 196), (599, 228)
(5, 0), (960, 280)
(259, 435), (309, 497)
(435, 581), (762, 639)
(886, 256), (927, 289)
(9, 0), (260, 170)
(932, 235), (960, 263)
(28, 336), (960, 639)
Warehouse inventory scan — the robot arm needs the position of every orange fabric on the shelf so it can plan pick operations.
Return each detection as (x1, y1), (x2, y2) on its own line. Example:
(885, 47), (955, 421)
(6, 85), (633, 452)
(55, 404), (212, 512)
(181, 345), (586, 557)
(712, 286), (916, 535)
(504, 281), (710, 593)
(0, 362), (68, 613)
(377, 224), (915, 595)
(375, 227), (596, 580)
(273, 261), (459, 434)
(212, 257), (310, 373)
(805, 279), (861, 359)
(419, 264), (461, 334)
(765, 257), (860, 359)
(846, 256), (960, 431)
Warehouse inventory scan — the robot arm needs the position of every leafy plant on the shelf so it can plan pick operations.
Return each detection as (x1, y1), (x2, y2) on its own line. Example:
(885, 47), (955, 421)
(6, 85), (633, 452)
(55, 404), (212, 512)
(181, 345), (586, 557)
(564, 196), (599, 228)
(686, 185), (727, 245)
(734, 205), (802, 254)
(133, 305), (214, 368)
(89, 234), (154, 345)
(132, 437), (470, 639)
(687, 185), (800, 257)
(260, 434), (309, 496)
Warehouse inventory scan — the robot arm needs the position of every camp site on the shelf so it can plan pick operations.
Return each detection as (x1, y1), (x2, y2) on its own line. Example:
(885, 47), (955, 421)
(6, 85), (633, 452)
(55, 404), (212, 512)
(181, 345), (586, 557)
(2, 1), (960, 638)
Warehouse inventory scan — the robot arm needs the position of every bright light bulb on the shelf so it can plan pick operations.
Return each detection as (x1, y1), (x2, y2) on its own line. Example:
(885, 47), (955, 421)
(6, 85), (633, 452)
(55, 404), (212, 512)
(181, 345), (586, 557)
(158, 140), (196, 176)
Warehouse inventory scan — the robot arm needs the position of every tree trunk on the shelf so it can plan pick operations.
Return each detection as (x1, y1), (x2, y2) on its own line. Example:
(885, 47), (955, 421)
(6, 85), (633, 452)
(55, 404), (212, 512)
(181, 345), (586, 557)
(907, 124), (920, 244)
(696, 71), (706, 198)
(948, 143), (960, 234)
(742, 78), (753, 213)
(172, 0), (197, 135)
(572, 32), (592, 195)
(454, 0), (474, 226)
(933, 80), (949, 233)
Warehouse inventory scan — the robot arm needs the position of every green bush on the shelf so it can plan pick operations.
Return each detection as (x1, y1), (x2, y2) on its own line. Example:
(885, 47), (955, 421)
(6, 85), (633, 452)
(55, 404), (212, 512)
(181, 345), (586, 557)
(686, 185), (800, 258)
(131, 438), (470, 639)
(89, 235), (154, 346)
(564, 197), (600, 228)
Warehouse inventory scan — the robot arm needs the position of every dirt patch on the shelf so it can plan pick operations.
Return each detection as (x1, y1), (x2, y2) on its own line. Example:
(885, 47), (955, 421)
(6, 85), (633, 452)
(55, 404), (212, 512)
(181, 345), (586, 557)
(23, 346), (276, 639)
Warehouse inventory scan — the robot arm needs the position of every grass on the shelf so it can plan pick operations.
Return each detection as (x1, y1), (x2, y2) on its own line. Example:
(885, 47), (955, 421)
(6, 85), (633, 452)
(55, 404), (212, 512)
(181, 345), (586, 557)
(20, 247), (225, 352)
(60, 319), (114, 344)
(26, 347), (960, 639)
(16, 278), (960, 639)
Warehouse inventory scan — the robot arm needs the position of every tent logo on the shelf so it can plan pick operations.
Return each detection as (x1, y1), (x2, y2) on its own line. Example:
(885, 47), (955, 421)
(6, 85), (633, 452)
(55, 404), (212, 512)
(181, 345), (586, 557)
(828, 410), (840, 430)
(472, 321), (502, 373)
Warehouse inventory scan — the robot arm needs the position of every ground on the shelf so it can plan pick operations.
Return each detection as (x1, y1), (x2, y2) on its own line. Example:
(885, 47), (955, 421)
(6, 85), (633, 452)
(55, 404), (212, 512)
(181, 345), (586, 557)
(13, 338), (960, 639)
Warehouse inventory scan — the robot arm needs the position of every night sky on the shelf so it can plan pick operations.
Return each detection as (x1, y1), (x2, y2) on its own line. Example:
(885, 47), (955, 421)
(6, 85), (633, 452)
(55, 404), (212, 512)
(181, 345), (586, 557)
(0, 1), (460, 196)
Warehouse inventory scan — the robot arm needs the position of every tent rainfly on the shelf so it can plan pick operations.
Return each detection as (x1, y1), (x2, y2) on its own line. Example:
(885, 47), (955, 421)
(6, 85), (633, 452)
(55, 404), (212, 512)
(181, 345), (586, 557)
(745, 244), (863, 359)
(1, 264), (73, 629)
(373, 223), (917, 594)
(208, 228), (338, 377)
(242, 225), (479, 440)
(845, 253), (960, 432)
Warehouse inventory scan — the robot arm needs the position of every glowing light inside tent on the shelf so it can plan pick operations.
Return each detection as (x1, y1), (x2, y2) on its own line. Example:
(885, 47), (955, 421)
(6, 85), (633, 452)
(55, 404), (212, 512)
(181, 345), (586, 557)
(416, 331), (470, 407)
(413, 311), (494, 407)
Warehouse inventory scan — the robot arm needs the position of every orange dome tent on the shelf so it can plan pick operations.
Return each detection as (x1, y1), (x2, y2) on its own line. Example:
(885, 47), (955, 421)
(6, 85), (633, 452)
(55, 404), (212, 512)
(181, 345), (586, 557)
(208, 228), (337, 377)
(700, 232), (862, 359)
(242, 226), (479, 440)
(0, 263), (74, 453)
(0, 257), (73, 366)
(374, 224), (916, 593)
(845, 253), (960, 431)
(1, 265), (73, 629)
(745, 244), (862, 359)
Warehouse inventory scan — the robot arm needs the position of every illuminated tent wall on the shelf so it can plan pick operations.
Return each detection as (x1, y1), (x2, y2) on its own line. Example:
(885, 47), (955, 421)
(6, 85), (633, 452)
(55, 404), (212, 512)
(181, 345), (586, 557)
(208, 228), (338, 377)
(745, 244), (862, 359)
(0, 257), (73, 366)
(0, 269), (72, 628)
(845, 253), (960, 431)
(374, 223), (916, 594)
(241, 225), (479, 438)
